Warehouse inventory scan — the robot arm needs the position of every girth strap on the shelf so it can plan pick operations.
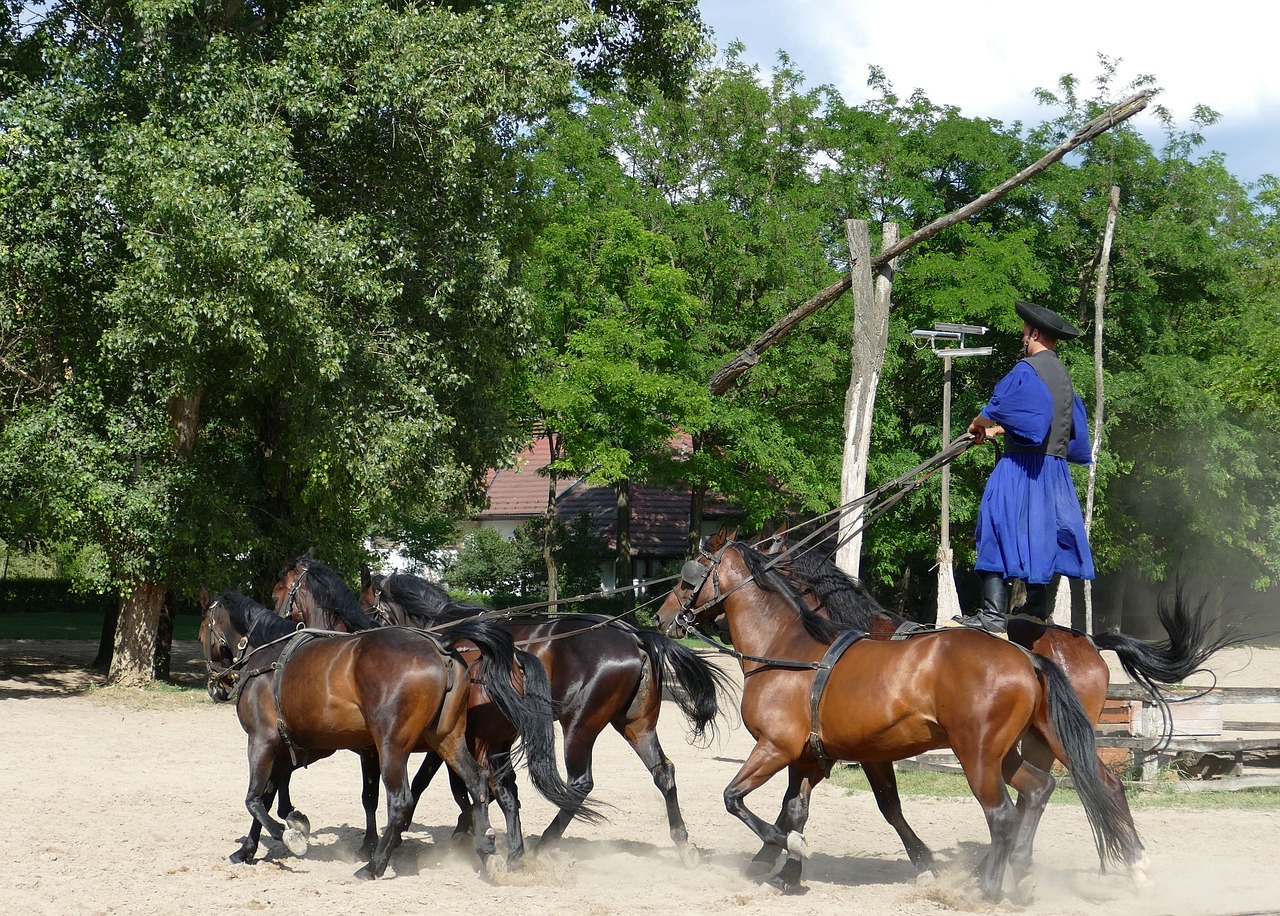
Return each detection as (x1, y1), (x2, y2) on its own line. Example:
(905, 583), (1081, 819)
(808, 628), (865, 773)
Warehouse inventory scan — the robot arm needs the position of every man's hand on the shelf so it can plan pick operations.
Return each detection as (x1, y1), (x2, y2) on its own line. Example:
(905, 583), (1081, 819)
(967, 416), (1004, 443)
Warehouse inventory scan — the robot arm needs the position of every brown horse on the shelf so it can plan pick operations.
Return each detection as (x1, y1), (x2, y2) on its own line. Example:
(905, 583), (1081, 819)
(201, 590), (392, 862)
(657, 538), (1145, 902)
(272, 556), (606, 865)
(200, 589), (545, 880)
(746, 525), (1237, 882)
(361, 567), (735, 865)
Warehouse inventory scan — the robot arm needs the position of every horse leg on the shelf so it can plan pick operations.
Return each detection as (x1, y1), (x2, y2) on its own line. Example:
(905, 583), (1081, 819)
(435, 733), (500, 877)
(745, 790), (792, 877)
(539, 721), (601, 849)
(954, 748), (1020, 903)
(358, 750), (380, 858)
(1002, 745), (1056, 905)
(761, 766), (823, 894)
(862, 759), (936, 879)
(238, 743), (297, 862)
(446, 765), (477, 845)
(358, 749), (415, 880)
(487, 747), (527, 866)
(723, 741), (809, 891)
(618, 719), (699, 866)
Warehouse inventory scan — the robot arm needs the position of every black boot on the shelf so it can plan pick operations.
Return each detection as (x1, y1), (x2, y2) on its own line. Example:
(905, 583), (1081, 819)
(1021, 583), (1051, 622)
(953, 573), (1008, 633)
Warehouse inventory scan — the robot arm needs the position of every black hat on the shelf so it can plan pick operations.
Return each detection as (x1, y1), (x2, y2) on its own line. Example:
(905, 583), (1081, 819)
(1015, 300), (1081, 340)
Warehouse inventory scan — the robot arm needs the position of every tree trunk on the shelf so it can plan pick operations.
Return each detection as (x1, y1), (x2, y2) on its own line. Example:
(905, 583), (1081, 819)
(92, 601), (119, 673)
(687, 482), (706, 560)
(153, 592), (174, 682)
(836, 220), (897, 580)
(542, 431), (563, 604)
(615, 480), (634, 620)
(1082, 184), (1120, 634)
(107, 578), (167, 688)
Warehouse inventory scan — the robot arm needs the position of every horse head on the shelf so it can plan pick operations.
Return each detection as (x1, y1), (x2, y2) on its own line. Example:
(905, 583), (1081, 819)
(199, 588), (249, 701)
(274, 555), (376, 632)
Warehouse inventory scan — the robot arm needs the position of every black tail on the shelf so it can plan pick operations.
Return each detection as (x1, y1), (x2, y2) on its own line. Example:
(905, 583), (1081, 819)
(442, 619), (602, 825)
(637, 630), (738, 745)
(1033, 654), (1143, 870)
(1092, 588), (1248, 693)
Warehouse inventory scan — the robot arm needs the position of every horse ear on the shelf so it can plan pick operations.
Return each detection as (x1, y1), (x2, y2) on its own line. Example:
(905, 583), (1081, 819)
(360, 563), (372, 590)
(708, 525), (727, 552)
(199, 585), (209, 609)
(775, 520), (790, 540)
(304, 546), (316, 558)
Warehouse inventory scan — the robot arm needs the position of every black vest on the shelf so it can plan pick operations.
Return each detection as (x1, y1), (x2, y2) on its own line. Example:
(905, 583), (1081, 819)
(1005, 350), (1073, 459)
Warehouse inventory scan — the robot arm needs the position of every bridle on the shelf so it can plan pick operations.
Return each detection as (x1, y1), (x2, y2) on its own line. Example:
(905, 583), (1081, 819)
(276, 565), (310, 622)
(672, 546), (725, 633)
(362, 583), (396, 626)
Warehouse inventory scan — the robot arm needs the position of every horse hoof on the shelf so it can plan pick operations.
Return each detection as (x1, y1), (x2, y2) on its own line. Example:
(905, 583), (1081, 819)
(677, 843), (701, 868)
(282, 828), (308, 857)
(483, 855), (506, 880)
(354, 864), (376, 881)
(1010, 873), (1037, 905)
(228, 851), (254, 865)
(763, 875), (808, 895)
(285, 810), (311, 838)
(914, 869), (936, 887)
(785, 831), (810, 859)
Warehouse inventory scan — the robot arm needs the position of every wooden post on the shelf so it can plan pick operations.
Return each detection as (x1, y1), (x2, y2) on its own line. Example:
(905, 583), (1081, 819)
(935, 354), (961, 624)
(836, 221), (897, 579)
(1083, 185), (1120, 634)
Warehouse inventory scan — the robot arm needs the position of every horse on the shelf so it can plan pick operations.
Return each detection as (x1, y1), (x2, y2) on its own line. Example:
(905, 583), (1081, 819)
(201, 588), (580, 879)
(199, 589), (384, 862)
(360, 566), (736, 865)
(745, 525), (1239, 882)
(272, 556), (611, 865)
(657, 537), (1146, 902)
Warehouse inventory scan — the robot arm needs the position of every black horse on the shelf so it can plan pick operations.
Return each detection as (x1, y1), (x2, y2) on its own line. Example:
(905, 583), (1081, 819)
(363, 568), (738, 865)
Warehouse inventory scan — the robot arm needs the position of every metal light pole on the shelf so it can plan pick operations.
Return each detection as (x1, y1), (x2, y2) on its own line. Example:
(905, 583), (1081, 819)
(910, 323), (991, 626)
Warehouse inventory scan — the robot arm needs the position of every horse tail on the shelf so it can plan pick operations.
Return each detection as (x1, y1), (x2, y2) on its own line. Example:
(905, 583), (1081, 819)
(1032, 653), (1142, 870)
(636, 630), (737, 744)
(442, 619), (603, 825)
(1091, 587), (1246, 693)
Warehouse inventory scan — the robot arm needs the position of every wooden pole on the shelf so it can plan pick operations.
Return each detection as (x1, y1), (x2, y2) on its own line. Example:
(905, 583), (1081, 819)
(707, 90), (1153, 396)
(935, 354), (962, 624)
(836, 221), (897, 579)
(1083, 185), (1120, 633)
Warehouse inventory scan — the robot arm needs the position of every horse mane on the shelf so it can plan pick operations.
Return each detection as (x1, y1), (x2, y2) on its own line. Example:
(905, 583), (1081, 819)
(380, 573), (489, 626)
(216, 591), (297, 645)
(768, 544), (909, 631)
(733, 543), (849, 645)
(293, 557), (378, 630)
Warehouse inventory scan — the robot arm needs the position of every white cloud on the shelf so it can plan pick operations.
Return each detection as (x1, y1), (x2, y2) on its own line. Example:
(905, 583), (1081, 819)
(700, 0), (1279, 182)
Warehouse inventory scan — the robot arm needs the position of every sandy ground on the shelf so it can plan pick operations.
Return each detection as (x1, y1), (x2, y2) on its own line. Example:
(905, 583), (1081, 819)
(2, 638), (1279, 916)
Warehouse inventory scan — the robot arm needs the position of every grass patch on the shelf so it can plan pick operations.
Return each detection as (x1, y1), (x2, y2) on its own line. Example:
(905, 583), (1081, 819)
(828, 762), (1280, 810)
(0, 610), (200, 641)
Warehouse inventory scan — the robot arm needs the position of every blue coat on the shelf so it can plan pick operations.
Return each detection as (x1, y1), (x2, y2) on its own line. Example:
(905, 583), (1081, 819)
(973, 361), (1095, 583)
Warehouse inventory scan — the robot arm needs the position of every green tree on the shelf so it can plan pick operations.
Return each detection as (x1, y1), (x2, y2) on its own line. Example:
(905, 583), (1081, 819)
(0, 0), (702, 684)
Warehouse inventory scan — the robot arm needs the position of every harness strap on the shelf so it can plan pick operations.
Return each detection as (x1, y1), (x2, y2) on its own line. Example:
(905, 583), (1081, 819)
(808, 628), (865, 774)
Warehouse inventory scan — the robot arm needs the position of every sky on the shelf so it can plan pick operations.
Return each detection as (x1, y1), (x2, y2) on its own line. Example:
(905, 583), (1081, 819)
(697, 0), (1279, 188)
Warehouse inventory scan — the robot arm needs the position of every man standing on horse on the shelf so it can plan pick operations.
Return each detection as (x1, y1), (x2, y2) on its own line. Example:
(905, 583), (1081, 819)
(953, 300), (1095, 633)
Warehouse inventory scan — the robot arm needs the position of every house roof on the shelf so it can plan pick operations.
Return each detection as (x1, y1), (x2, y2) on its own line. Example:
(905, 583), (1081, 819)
(475, 435), (742, 559)
(476, 437), (582, 519)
